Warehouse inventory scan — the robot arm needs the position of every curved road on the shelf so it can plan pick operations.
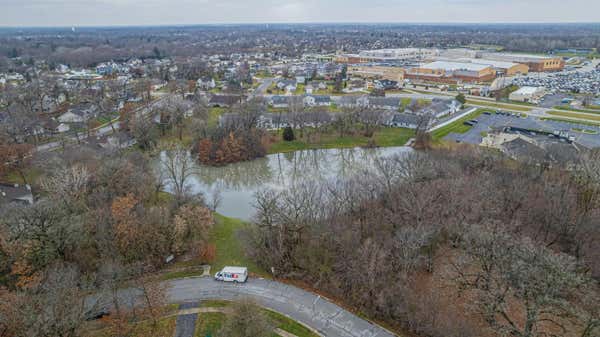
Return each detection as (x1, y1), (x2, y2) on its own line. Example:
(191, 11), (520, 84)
(167, 277), (397, 337)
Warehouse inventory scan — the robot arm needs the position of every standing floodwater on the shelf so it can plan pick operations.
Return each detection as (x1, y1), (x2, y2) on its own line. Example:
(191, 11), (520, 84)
(158, 146), (413, 220)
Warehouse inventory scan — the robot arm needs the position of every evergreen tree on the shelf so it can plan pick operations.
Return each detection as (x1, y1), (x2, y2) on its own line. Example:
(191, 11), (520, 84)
(282, 127), (295, 141)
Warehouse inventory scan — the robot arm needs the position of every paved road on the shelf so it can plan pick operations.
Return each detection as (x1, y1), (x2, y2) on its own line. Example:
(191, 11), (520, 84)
(167, 277), (397, 337)
(174, 302), (200, 337)
(250, 77), (276, 99)
(35, 96), (172, 153)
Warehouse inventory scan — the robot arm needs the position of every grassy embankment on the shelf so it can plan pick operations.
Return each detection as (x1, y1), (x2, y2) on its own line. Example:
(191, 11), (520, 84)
(554, 105), (600, 114)
(161, 213), (266, 280)
(194, 301), (319, 337)
(430, 108), (490, 141)
(465, 100), (533, 112)
(572, 128), (598, 135)
(547, 110), (600, 122)
(268, 127), (415, 154)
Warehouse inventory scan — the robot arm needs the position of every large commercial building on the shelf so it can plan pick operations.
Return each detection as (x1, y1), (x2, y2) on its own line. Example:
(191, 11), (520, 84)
(480, 53), (564, 72)
(335, 48), (437, 64)
(455, 58), (529, 76)
(509, 86), (546, 103)
(405, 61), (496, 83)
(347, 65), (405, 82)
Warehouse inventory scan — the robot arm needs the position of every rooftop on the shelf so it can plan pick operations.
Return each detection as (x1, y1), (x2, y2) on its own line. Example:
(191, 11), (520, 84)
(513, 86), (545, 95)
(420, 61), (491, 72)
(458, 58), (520, 69)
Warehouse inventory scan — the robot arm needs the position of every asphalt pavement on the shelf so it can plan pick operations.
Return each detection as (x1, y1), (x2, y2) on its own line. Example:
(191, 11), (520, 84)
(167, 277), (397, 337)
(445, 113), (600, 148)
(174, 302), (200, 337)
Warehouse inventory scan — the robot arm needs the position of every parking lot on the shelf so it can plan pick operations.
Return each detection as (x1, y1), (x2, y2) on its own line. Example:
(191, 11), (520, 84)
(445, 112), (600, 148)
(539, 93), (571, 108)
(512, 68), (600, 95)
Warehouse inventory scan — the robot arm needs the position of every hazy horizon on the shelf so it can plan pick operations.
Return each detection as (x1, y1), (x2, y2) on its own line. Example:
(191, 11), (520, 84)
(1, 0), (599, 27)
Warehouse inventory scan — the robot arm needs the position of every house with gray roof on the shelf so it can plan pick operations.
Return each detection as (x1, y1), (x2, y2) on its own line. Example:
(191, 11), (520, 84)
(303, 95), (331, 107)
(387, 113), (423, 129)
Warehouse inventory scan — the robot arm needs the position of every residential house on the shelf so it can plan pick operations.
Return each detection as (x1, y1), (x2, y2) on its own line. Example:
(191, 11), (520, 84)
(338, 95), (371, 108)
(303, 95), (331, 107)
(197, 77), (217, 91)
(269, 95), (290, 108)
(305, 84), (314, 94)
(96, 62), (118, 76)
(276, 79), (294, 90)
(296, 76), (306, 85)
(257, 113), (290, 129)
(368, 97), (401, 110)
(208, 94), (242, 107)
(387, 113), (422, 129)
(418, 98), (461, 118)
(58, 103), (98, 123)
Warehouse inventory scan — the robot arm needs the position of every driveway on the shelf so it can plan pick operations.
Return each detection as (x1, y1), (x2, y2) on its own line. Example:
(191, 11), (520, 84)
(167, 277), (397, 337)
(174, 302), (199, 337)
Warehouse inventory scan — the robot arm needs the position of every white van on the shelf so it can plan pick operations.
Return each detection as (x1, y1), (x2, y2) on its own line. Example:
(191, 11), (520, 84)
(214, 266), (248, 283)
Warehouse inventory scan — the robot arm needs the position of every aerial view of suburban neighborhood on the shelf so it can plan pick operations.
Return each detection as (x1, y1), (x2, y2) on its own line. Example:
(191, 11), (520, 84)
(0, 1), (599, 337)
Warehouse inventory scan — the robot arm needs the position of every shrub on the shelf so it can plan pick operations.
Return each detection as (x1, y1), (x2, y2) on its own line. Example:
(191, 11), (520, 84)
(282, 127), (295, 142)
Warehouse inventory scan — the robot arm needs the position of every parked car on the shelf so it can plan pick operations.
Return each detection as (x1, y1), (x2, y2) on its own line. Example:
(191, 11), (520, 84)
(214, 266), (248, 283)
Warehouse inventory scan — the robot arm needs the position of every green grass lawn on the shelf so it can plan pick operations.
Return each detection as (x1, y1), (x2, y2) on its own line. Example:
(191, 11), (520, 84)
(162, 213), (265, 281)
(295, 84), (306, 95)
(210, 214), (266, 276)
(268, 127), (415, 154)
(193, 302), (319, 337)
(541, 117), (600, 127)
(3, 167), (42, 185)
(430, 109), (489, 141)
(547, 110), (600, 122)
(265, 309), (320, 337)
(208, 107), (227, 127)
(572, 128), (598, 134)
(465, 100), (533, 112)
(554, 105), (600, 114)
(195, 312), (227, 337)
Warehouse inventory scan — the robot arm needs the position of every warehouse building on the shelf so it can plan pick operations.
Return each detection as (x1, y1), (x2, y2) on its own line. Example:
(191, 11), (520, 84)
(335, 48), (437, 64)
(456, 58), (529, 76)
(405, 61), (496, 83)
(347, 65), (405, 82)
(481, 53), (564, 72)
(509, 86), (546, 103)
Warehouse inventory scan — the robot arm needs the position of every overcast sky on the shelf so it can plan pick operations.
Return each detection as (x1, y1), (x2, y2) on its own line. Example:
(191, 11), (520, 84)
(1, 0), (599, 27)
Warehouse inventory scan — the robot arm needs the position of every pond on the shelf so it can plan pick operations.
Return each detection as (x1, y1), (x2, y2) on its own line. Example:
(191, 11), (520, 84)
(159, 146), (413, 220)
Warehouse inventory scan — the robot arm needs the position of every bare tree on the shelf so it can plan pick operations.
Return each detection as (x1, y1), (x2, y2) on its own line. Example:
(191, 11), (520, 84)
(452, 226), (586, 337)
(218, 299), (273, 337)
(160, 144), (195, 201)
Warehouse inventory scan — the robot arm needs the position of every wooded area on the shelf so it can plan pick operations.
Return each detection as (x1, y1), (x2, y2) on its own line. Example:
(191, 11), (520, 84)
(247, 147), (600, 337)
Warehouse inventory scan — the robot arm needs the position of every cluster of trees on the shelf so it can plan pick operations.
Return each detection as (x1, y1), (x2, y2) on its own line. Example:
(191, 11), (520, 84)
(198, 129), (267, 166)
(0, 148), (214, 337)
(2, 24), (600, 72)
(247, 147), (600, 337)
(196, 99), (268, 166)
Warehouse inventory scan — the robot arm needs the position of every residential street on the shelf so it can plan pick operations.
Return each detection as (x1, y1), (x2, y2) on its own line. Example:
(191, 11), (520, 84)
(167, 277), (397, 337)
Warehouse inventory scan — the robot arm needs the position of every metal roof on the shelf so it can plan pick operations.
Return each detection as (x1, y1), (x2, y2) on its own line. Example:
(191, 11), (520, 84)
(420, 61), (491, 72)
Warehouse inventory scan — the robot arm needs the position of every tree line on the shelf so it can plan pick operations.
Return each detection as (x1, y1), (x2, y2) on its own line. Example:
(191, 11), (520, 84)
(0, 146), (215, 337)
(247, 146), (600, 337)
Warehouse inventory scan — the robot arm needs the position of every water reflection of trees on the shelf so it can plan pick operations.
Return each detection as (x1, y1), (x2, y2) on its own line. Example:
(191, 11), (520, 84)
(193, 157), (273, 190)
(162, 147), (413, 193)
